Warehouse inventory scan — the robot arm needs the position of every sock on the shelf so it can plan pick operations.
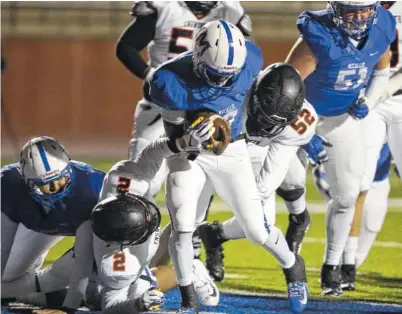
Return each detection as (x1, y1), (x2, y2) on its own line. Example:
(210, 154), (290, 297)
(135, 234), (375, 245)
(342, 236), (359, 265)
(168, 231), (194, 286)
(325, 201), (355, 265)
(262, 225), (295, 269)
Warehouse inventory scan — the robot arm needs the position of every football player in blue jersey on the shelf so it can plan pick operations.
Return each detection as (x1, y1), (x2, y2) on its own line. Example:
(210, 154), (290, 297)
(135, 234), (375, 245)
(148, 20), (308, 313)
(1, 136), (105, 311)
(285, 1), (396, 296)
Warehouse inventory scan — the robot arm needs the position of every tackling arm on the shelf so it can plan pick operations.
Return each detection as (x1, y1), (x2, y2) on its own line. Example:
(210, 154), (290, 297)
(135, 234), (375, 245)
(364, 47), (391, 110)
(255, 143), (301, 200)
(285, 37), (318, 80)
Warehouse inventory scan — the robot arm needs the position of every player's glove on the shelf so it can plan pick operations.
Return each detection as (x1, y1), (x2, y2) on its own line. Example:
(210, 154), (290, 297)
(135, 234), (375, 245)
(176, 118), (216, 152)
(347, 98), (369, 120)
(302, 135), (332, 166)
(137, 287), (164, 311)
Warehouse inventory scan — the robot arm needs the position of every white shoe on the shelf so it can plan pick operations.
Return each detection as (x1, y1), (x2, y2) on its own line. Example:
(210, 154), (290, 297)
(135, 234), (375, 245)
(192, 259), (220, 306)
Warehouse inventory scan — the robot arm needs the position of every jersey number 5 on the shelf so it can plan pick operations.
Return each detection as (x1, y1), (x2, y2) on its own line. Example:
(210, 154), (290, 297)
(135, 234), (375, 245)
(112, 252), (126, 272)
(291, 109), (316, 135)
(168, 28), (194, 59)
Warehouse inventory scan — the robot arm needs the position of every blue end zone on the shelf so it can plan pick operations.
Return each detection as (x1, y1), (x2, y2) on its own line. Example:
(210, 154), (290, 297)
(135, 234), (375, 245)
(2, 289), (402, 314)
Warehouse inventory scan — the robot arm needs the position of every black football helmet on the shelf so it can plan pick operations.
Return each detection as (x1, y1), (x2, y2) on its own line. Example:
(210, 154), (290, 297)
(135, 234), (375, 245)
(246, 63), (305, 138)
(184, 2), (218, 18)
(91, 192), (161, 246)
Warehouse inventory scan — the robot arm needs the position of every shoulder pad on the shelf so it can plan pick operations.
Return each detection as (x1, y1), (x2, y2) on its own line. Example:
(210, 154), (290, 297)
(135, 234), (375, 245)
(100, 160), (149, 200)
(275, 102), (318, 146)
(376, 6), (397, 44)
(297, 10), (334, 60)
(131, 1), (157, 16)
(220, 1), (245, 22)
(1, 163), (23, 182)
(70, 161), (105, 176)
(245, 40), (263, 77)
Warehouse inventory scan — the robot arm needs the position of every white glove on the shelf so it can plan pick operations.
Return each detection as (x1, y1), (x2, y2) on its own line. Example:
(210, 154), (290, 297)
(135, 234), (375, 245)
(176, 118), (215, 152)
(138, 288), (164, 311)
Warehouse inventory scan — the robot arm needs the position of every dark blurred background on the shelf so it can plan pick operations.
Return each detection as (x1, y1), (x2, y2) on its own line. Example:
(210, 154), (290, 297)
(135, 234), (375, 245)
(1, 1), (325, 160)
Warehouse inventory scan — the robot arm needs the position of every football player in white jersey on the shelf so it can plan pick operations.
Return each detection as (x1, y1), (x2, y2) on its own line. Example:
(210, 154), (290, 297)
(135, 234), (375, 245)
(116, 1), (251, 198)
(198, 63), (318, 282)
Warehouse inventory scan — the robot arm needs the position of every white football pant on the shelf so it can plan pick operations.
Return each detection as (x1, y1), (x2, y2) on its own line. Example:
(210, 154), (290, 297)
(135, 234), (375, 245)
(317, 114), (367, 266)
(166, 140), (295, 287)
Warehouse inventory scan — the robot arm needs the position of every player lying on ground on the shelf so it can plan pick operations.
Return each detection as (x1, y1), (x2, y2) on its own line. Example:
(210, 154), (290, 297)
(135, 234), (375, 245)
(195, 62), (321, 283)
(286, 0), (396, 296)
(147, 20), (308, 313)
(1, 136), (105, 311)
(1, 136), (220, 313)
(117, 0), (252, 260)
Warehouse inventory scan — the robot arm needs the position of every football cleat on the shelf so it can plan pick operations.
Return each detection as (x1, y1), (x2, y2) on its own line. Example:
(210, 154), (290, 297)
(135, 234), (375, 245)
(283, 255), (308, 313)
(321, 264), (343, 296)
(285, 209), (311, 255)
(340, 264), (356, 291)
(197, 221), (226, 281)
(288, 282), (309, 313)
(193, 259), (220, 306)
(178, 284), (199, 313)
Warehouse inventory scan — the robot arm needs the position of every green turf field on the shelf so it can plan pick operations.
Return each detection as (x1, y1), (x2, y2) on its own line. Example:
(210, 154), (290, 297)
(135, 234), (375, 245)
(38, 159), (402, 305)
(2, 158), (401, 304)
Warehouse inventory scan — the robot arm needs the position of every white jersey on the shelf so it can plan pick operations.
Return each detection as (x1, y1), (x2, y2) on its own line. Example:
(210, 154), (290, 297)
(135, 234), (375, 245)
(132, 1), (246, 68)
(246, 101), (318, 199)
(246, 101), (318, 148)
(387, 1), (402, 73)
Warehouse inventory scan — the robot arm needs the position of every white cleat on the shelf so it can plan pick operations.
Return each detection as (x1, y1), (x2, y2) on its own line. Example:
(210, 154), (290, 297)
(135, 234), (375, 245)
(192, 259), (220, 306)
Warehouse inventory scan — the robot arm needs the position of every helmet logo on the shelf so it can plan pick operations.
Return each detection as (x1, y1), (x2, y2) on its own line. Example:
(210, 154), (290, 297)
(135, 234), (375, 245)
(197, 31), (211, 57)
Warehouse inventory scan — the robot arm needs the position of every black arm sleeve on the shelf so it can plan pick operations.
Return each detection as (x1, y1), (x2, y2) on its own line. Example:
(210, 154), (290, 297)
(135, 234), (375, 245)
(116, 14), (157, 79)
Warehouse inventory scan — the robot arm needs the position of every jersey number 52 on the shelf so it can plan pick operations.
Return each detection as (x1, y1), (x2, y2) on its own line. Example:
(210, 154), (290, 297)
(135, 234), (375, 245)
(168, 28), (194, 59)
(291, 109), (316, 135)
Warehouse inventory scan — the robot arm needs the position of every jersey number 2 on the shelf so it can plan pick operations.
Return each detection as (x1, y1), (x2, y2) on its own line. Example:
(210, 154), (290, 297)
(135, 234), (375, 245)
(112, 252), (126, 272)
(291, 109), (316, 135)
(168, 28), (194, 58)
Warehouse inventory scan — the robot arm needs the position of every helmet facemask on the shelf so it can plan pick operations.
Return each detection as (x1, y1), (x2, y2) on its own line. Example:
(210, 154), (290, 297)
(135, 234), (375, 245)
(184, 1), (218, 19)
(330, 1), (379, 41)
(27, 165), (74, 209)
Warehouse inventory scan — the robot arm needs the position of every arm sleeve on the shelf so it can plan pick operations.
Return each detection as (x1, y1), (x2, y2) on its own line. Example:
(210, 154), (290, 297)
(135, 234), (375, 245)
(116, 14), (157, 79)
(365, 66), (391, 110)
(255, 143), (300, 200)
(62, 220), (94, 309)
(1, 213), (18, 277)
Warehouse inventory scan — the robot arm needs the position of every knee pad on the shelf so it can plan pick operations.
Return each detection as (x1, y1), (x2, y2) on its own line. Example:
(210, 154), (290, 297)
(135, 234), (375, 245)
(276, 187), (305, 202)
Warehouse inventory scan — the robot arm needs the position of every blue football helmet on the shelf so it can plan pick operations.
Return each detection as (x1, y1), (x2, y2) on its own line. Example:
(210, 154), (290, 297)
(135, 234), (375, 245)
(19, 136), (74, 209)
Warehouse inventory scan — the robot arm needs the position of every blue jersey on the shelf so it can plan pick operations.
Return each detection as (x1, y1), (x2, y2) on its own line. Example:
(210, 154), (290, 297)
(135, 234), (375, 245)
(297, 7), (396, 116)
(1, 161), (105, 236)
(149, 40), (263, 138)
(374, 144), (392, 182)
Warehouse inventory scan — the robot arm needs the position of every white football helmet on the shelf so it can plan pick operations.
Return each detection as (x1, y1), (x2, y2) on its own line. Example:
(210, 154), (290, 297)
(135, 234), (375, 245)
(193, 20), (247, 88)
(329, 1), (379, 40)
(19, 136), (73, 208)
